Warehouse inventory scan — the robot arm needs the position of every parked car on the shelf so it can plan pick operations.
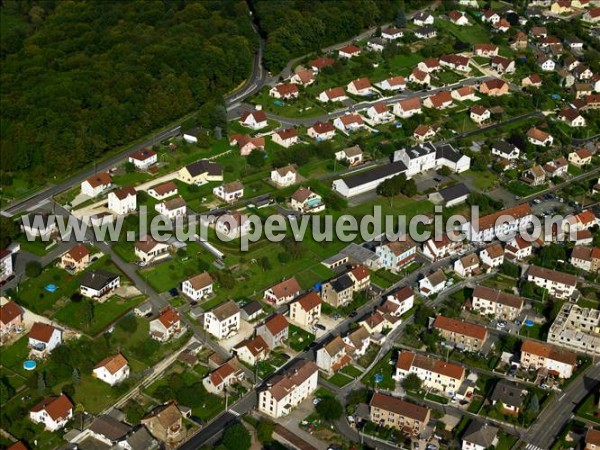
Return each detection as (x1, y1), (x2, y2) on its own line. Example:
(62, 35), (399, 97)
(169, 288), (179, 297)
(315, 323), (326, 331)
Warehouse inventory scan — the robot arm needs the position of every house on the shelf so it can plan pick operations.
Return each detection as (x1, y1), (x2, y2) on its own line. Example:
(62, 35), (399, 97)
(586, 429), (600, 450)
(149, 307), (181, 342)
(439, 54), (470, 72)
(378, 286), (415, 319)
(479, 79), (509, 96)
(393, 97), (422, 118)
(234, 335), (270, 366)
(452, 86), (477, 101)
(289, 292), (322, 328)
(543, 157), (569, 178)
(570, 246), (600, 272)
(522, 74), (543, 88)
(272, 127), (299, 148)
(551, 0), (573, 13)
(521, 340), (577, 378)
(558, 108), (586, 127)
(321, 266), (370, 308)
(0, 248), (14, 283)
(492, 141), (519, 160)
(369, 393), (430, 435)
(464, 203), (534, 242)
(408, 68), (431, 85)
(29, 394), (73, 431)
(147, 181), (178, 200)
(367, 37), (385, 52)
(522, 165), (546, 186)
(381, 27), (404, 40)
(316, 336), (350, 375)
(419, 269), (447, 297)
(128, 148), (157, 170)
(333, 114), (364, 132)
(290, 68), (315, 85)
(393, 142), (470, 177)
(230, 134), (266, 156)
(343, 326), (371, 358)
(80, 270), (120, 299)
(239, 110), (268, 130)
(376, 237), (417, 273)
(413, 124), (438, 142)
(308, 57), (335, 72)
(414, 26), (437, 39)
(504, 236), (533, 261)
(473, 44), (499, 57)
(81, 172), (112, 197)
(413, 11), (434, 25)
(271, 165), (298, 187)
(264, 277), (302, 306)
(417, 58), (441, 73)
(318, 87), (347, 103)
(482, 10), (501, 24)
(492, 18), (511, 32)
(376, 75), (407, 91)
(0, 301), (23, 335)
(269, 83), (299, 100)
(366, 102), (394, 124)
(569, 148), (593, 166)
(141, 402), (185, 444)
(291, 187), (325, 213)
(424, 91), (453, 109)
(203, 300), (241, 340)
(527, 127), (554, 146)
(155, 196), (187, 221)
(433, 316), (488, 351)
(203, 361), (243, 395)
(308, 121), (336, 141)
(347, 78), (372, 96)
(28, 322), (62, 358)
(335, 145), (364, 166)
(58, 244), (91, 272)
(134, 236), (169, 263)
(583, 7), (600, 22)
(575, 83), (593, 99)
(565, 35), (584, 51)
(213, 181), (244, 203)
(182, 272), (213, 301)
(491, 56), (515, 74)
(178, 159), (223, 185)
(462, 421), (500, 450)
(338, 45), (361, 59)
(480, 242), (504, 268)
(241, 300), (264, 322)
(490, 380), (526, 414)
(470, 105), (491, 124)
(93, 353), (130, 386)
(449, 10), (470, 25)
(394, 351), (465, 394)
(331, 160), (408, 198)
(454, 253), (480, 278)
(510, 31), (528, 50)
(471, 286), (524, 320)
(427, 183), (470, 207)
(258, 360), (318, 418)
(86, 415), (132, 447)
(422, 232), (464, 261)
(108, 186), (137, 215)
(538, 55), (556, 71)
(566, 210), (599, 233)
(527, 265), (577, 299)
(214, 210), (251, 238)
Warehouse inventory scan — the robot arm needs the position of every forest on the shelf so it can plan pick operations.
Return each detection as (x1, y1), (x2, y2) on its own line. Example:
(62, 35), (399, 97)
(0, 0), (257, 182)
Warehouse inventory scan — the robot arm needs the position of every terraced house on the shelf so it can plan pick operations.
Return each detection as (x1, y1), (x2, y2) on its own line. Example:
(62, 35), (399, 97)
(433, 316), (488, 352)
(369, 393), (430, 436)
(471, 286), (524, 320)
(394, 350), (465, 394)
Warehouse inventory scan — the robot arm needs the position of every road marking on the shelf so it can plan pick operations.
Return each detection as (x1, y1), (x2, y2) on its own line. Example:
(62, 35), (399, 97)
(559, 393), (566, 401)
(230, 410), (240, 417)
(525, 444), (545, 450)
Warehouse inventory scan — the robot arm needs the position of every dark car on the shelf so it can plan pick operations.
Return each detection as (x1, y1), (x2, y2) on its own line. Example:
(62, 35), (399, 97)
(315, 324), (326, 331)
(169, 288), (179, 297)
(349, 311), (358, 318)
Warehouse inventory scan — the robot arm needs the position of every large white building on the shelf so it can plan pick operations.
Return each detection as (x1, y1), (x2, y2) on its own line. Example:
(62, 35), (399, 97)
(258, 360), (318, 418)
(203, 300), (241, 340)
(394, 350), (465, 394)
(526, 265), (577, 300)
(392, 143), (470, 178)
(331, 161), (407, 198)
(463, 204), (534, 242)
(548, 303), (600, 356)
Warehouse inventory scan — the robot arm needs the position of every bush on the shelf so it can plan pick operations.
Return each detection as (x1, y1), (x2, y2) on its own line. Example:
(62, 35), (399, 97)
(25, 261), (42, 278)
(116, 314), (138, 334)
(221, 423), (251, 450)
(315, 396), (343, 422)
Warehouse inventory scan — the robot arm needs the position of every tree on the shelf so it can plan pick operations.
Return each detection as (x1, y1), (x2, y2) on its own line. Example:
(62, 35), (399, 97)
(62, 383), (75, 398)
(277, 252), (291, 263)
(414, 304), (434, 326)
(221, 423), (251, 450)
(437, 166), (452, 177)
(124, 400), (145, 424)
(315, 396), (343, 422)
(0, 216), (19, 247)
(258, 256), (271, 271)
(528, 393), (539, 413)
(395, 8), (407, 27)
(25, 261), (42, 278)
(247, 149), (265, 168)
(124, 161), (136, 173)
(256, 420), (275, 443)
(37, 372), (46, 395)
(72, 368), (80, 385)
(0, 377), (15, 404)
(117, 314), (138, 334)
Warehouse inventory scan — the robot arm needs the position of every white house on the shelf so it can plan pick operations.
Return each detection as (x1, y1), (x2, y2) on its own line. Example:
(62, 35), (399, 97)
(234, 335), (270, 366)
(80, 270), (120, 299)
(318, 87), (348, 103)
(134, 236), (169, 263)
(93, 353), (130, 386)
(272, 128), (299, 148)
(333, 114), (365, 132)
(527, 265), (577, 299)
(338, 45), (361, 59)
(419, 269), (446, 296)
(269, 83), (299, 100)
(30, 394), (73, 432)
(203, 300), (241, 340)
(213, 181), (244, 203)
(470, 105), (491, 124)
(413, 11), (434, 25)
(381, 27), (404, 40)
(491, 56), (515, 74)
(480, 242), (504, 268)
(394, 350), (465, 394)
(471, 286), (523, 320)
(527, 128), (554, 146)
(393, 142), (470, 177)
(316, 336), (348, 375)
(538, 55), (556, 72)
(335, 145), (363, 166)
(107, 186), (137, 215)
(147, 181), (178, 200)
(291, 187), (325, 213)
(379, 286), (414, 318)
(271, 165), (298, 187)
(347, 78), (372, 96)
(376, 76), (406, 91)
(28, 322), (62, 358)
(558, 108), (586, 127)
(417, 59), (441, 73)
(182, 272), (214, 301)
(454, 253), (480, 278)
(392, 97), (422, 118)
(504, 236), (533, 261)
(307, 121), (336, 141)
(81, 173), (112, 197)
(239, 110), (268, 130)
(155, 196), (187, 220)
(376, 237), (417, 273)
(290, 68), (315, 85)
(463, 203), (534, 242)
(521, 340), (577, 379)
(128, 149), (157, 170)
(491, 141), (520, 160)
(422, 233), (464, 261)
(462, 421), (500, 450)
(214, 211), (252, 238)
(408, 68), (431, 85)
(264, 277), (301, 306)
(203, 362), (243, 395)
(449, 10), (470, 25)
(1, 248), (14, 284)
(149, 308), (181, 342)
(366, 103), (394, 124)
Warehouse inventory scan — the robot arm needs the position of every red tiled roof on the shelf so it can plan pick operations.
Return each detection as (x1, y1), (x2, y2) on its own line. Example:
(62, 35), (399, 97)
(84, 172), (111, 188)
(351, 77), (371, 91)
(235, 335), (269, 356)
(274, 83), (299, 96)
(427, 90), (452, 108)
(527, 127), (550, 142)
(397, 350), (465, 379)
(129, 148), (157, 161)
(157, 307), (180, 329)
(350, 265), (370, 281)
(30, 393), (73, 422)
(94, 353), (128, 374)
(275, 127), (298, 140)
(210, 362), (236, 386)
(149, 181), (177, 196)
(473, 285), (523, 309)
(240, 110), (267, 123)
(370, 392), (429, 422)
(269, 278), (301, 300)
(112, 186), (136, 200)
(308, 57), (335, 69)
(187, 272), (213, 290)
(324, 87), (346, 100)
(65, 244), (90, 262)
(397, 97), (421, 111)
(477, 204), (533, 231)
(522, 340), (577, 366)
(385, 76), (406, 87)
(29, 322), (59, 343)
(339, 114), (364, 126)
(295, 292), (322, 312)
(433, 316), (487, 340)
(264, 313), (289, 335)
(339, 44), (360, 54)
(528, 265), (577, 287)
(311, 121), (335, 134)
(0, 301), (22, 325)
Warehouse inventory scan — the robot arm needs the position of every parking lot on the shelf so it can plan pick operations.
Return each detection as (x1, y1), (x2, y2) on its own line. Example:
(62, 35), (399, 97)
(529, 192), (576, 217)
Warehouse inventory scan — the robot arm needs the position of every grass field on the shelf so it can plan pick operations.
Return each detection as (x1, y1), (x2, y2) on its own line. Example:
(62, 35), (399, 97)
(436, 19), (490, 45)
(362, 349), (395, 390)
(462, 169), (500, 191)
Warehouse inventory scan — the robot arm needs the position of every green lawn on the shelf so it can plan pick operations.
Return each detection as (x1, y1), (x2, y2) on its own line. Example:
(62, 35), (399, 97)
(505, 180), (547, 198)
(71, 373), (132, 414)
(576, 391), (600, 424)
(328, 372), (353, 388)
(519, 323), (545, 341)
(462, 170), (500, 191)
(436, 19), (491, 45)
(16, 235), (56, 256)
(340, 364), (362, 378)
(288, 324), (315, 352)
(362, 349), (395, 390)
(370, 269), (402, 288)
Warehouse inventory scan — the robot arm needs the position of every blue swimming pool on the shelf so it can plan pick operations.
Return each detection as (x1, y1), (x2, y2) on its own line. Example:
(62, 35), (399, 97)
(23, 360), (37, 371)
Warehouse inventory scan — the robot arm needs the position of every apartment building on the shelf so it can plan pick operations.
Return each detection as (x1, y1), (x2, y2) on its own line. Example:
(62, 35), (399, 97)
(471, 286), (524, 320)
(376, 237), (417, 272)
(463, 204), (534, 242)
(369, 393), (430, 436)
(548, 303), (600, 356)
(394, 351), (465, 394)
(289, 292), (322, 328)
(520, 340), (577, 379)
(433, 316), (488, 352)
(203, 300), (241, 340)
(258, 360), (319, 418)
(526, 265), (578, 299)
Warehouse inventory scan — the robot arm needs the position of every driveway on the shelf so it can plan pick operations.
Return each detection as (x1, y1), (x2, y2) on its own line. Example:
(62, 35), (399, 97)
(276, 397), (328, 450)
